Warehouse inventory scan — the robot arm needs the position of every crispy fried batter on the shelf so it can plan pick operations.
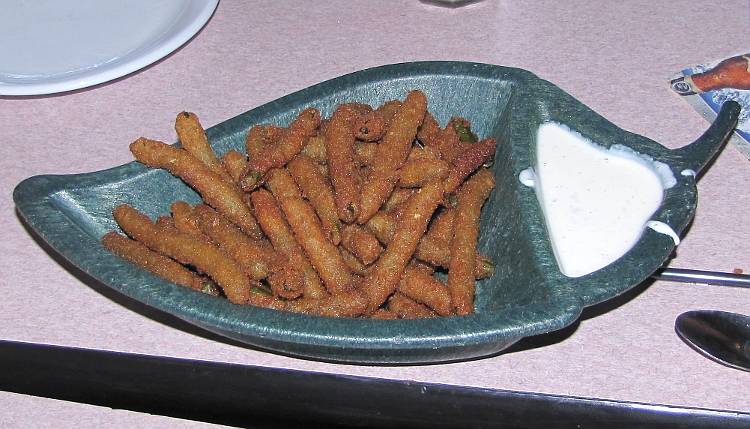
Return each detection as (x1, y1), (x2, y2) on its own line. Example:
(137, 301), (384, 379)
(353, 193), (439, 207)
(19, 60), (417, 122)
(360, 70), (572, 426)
(288, 154), (342, 245)
(280, 197), (354, 295)
(357, 90), (428, 224)
(448, 169), (495, 315)
(399, 158), (450, 188)
(301, 135), (327, 164)
(113, 204), (251, 304)
(250, 189), (327, 299)
(325, 106), (361, 223)
(130, 138), (262, 239)
(175, 111), (233, 183)
(240, 108), (321, 191)
(102, 231), (216, 295)
(398, 267), (452, 316)
(192, 204), (276, 282)
(220, 150), (248, 184)
(353, 110), (386, 142)
(388, 293), (438, 319)
(340, 224), (383, 266)
(360, 179), (444, 314)
(444, 138), (496, 195)
(245, 124), (283, 161)
(170, 201), (210, 241)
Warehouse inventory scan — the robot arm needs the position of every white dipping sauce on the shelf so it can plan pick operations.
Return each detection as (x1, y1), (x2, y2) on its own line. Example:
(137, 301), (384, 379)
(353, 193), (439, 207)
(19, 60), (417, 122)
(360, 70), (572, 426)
(525, 123), (676, 277)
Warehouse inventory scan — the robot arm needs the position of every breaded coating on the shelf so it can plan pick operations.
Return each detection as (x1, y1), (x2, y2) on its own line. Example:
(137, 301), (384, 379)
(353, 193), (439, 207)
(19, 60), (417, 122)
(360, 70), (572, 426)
(170, 201), (210, 240)
(370, 308), (399, 320)
(301, 135), (327, 164)
(113, 205), (251, 304)
(265, 168), (302, 199)
(102, 231), (216, 295)
(280, 197), (354, 295)
(245, 124), (282, 162)
(220, 150), (248, 184)
(357, 90), (428, 224)
(399, 158), (450, 188)
(360, 179), (444, 314)
(416, 112), (443, 156)
(375, 100), (403, 130)
(444, 138), (496, 195)
(340, 224), (383, 265)
(339, 246), (371, 276)
(192, 204), (276, 282)
(354, 142), (377, 167)
(250, 189), (327, 299)
(387, 293), (438, 319)
(175, 111), (233, 183)
(353, 110), (386, 142)
(130, 138), (262, 239)
(382, 188), (415, 213)
(364, 210), (398, 244)
(325, 106), (361, 223)
(448, 169), (495, 315)
(285, 289), (368, 318)
(288, 154), (342, 245)
(398, 268), (452, 316)
(366, 207), (494, 279)
(240, 108), (321, 191)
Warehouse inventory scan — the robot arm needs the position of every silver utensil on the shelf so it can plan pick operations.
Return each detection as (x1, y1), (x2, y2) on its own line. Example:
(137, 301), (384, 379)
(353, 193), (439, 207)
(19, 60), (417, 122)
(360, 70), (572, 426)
(654, 268), (750, 288)
(675, 310), (750, 371)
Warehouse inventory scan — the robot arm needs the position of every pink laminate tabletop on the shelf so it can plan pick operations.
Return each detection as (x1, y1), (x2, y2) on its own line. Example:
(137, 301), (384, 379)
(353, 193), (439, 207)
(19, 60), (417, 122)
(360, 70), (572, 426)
(2, 1), (749, 427)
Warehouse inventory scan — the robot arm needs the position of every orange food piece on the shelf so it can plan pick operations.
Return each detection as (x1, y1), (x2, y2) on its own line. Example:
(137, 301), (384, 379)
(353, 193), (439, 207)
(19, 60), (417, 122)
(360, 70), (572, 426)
(444, 138), (496, 195)
(280, 197), (355, 295)
(340, 224), (383, 265)
(360, 179), (444, 314)
(357, 90), (428, 224)
(170, 201), (210, 241)
(448, 169), (495, 315)
(387, 293), (438, 319)
(130, 138), (262, 239)
(288, 154), (342, 245)
(399, 158), (450, 188)
(398, 268), (452, 316)
(113, 204), (251, 304)
(250, 189), (327, 299)
(240, 108), (321, 191)
(245, 124), (283, 162)
(102, 231), (215, 295)
(192, 204), (276, 282)
(175, 111), (233, 183)
(325, 106), (361, 223)
(220, 150), (248, 184)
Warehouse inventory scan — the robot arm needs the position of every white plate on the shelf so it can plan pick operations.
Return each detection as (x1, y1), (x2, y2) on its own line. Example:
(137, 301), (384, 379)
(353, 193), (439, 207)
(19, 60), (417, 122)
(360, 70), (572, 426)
(0, 0), (218, 96)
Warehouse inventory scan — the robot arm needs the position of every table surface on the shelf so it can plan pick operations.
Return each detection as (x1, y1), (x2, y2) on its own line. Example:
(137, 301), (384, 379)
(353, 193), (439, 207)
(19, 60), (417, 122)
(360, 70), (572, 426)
(2, 0), (749, 427)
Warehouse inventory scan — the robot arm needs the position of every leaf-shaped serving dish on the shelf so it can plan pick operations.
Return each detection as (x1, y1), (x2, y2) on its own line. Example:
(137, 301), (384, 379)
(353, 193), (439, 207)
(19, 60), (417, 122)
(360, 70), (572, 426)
(13, 62), (740, 364)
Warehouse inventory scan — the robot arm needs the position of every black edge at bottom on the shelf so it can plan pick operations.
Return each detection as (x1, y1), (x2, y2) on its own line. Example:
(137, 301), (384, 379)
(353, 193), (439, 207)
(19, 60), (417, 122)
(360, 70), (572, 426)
(0, 340), (747, 428)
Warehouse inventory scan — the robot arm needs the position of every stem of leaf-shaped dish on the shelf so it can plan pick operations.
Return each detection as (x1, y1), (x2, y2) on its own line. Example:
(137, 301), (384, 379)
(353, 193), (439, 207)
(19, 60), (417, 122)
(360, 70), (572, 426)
(673, 100), (741, 175)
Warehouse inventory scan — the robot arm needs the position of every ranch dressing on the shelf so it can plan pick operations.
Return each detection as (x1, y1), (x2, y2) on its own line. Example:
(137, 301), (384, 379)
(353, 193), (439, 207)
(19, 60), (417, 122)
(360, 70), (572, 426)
(521, 123), (676, 277)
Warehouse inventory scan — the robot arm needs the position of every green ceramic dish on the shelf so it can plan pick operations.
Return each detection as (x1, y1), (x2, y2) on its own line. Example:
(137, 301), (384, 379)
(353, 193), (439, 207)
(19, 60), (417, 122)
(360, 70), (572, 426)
(13, 62), (740, 364)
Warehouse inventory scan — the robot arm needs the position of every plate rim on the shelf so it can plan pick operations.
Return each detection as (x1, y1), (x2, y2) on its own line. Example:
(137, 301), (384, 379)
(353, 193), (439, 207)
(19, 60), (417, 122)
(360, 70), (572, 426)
(0, 0), (219, 96)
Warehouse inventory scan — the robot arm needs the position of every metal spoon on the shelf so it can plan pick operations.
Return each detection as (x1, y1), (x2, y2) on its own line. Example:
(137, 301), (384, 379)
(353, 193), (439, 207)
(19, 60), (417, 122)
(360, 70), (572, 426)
(654, 268), (750, 288)
(675, 310), (750, 371)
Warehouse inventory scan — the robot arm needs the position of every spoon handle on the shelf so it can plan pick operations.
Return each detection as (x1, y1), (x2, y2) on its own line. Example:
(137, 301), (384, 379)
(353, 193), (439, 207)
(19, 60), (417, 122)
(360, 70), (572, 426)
(653, 267), (750, 288)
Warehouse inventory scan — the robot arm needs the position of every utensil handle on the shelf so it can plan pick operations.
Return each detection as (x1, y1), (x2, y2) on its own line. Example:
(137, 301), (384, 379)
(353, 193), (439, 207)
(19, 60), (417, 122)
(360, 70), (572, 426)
(653, 267), (750, 288)
(672, 100), (741, 174)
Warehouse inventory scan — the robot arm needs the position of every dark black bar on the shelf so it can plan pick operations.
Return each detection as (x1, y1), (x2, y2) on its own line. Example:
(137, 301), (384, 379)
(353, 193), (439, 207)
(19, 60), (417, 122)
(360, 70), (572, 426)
(1, 340), (748, 428)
